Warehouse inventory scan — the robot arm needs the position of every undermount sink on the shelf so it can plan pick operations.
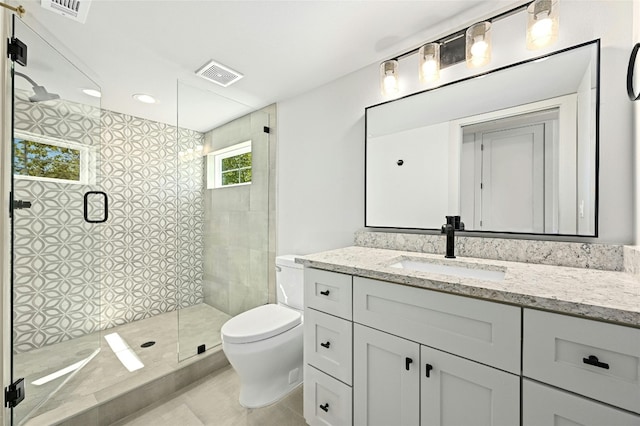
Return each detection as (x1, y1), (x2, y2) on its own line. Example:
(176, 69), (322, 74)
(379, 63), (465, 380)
(389, 258), (506, 282)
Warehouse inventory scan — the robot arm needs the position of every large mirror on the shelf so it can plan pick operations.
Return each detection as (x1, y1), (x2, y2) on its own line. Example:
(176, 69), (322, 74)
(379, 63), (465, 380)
(365, 40), (599, 236)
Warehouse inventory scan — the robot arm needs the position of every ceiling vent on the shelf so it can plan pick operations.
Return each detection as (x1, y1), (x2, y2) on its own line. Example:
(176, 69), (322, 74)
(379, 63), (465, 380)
(195, 60), (244, 87)
(41, 0), (92, 23)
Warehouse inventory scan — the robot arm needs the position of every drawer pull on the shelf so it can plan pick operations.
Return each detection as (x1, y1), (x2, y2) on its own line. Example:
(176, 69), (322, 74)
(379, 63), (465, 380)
(319, 403), (329, 412)
(405, 357), (413, 371)
(425, 363), (433, 378)
(583, 355), (610, 370)
(320, 290), (330, 296)
(320, 341), (331, 349)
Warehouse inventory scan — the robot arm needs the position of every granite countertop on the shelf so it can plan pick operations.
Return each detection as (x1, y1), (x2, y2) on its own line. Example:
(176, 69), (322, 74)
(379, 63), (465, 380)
(296, 246), (640, 327)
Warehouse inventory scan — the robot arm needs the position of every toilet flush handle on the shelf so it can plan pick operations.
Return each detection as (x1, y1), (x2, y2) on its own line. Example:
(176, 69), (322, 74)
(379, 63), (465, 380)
(320, 290), (330, 296)
(319, 403), (329, 412)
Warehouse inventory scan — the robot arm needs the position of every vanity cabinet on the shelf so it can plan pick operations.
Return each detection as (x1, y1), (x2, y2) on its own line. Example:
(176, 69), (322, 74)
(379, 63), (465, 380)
(303, 268), (353, 426)
(302, 265), (640, 425)
(352, 277), (520, 426)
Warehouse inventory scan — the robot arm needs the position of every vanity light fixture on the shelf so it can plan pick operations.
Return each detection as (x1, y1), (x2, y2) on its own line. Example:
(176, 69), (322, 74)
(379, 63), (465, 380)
(526, 0), (559, 50)
(419, 42), (441, 82)
(377, 0), (561, 90)
(466, 22), (492, 68)
(380, 60), (399, 96)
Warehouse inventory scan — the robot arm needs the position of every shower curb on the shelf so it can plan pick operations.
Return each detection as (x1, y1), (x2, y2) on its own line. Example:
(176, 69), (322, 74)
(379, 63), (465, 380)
(28, 349), (229, 426)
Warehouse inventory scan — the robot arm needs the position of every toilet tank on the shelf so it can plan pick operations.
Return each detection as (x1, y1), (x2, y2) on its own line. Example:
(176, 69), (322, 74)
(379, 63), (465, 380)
(275, 255), (304, 312)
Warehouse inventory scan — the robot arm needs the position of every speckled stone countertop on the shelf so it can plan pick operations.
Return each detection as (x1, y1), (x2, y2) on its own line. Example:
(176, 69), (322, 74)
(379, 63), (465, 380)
(296, 246), (640, 327)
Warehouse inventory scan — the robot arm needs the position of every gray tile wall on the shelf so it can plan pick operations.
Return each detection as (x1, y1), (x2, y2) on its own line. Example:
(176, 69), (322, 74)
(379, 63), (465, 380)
(12, 91), (204, 352)
(202, 106), (275, 316)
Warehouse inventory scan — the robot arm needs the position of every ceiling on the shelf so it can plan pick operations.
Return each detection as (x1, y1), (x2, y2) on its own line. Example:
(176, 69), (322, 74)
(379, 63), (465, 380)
(14, 0), (513, 132)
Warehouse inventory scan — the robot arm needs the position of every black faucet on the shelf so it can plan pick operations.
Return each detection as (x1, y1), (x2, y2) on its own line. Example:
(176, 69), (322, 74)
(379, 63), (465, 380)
(441, 215), (464, 259)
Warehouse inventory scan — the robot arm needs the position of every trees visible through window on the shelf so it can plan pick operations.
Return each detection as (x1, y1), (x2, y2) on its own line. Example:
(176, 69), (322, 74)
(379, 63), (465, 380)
(14, 138), (81, 181)
(221, 151), (252, 186)
(207, 140), (252, 189)
(12, 132), (96, 185)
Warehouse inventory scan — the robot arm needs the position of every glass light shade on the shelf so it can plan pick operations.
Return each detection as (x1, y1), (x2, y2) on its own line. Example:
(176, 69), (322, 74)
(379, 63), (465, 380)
(419, 43), (441, 83)
(380, 60), (399, 95)
(466, 22), (492, 68)
(527, 0), (559, 50)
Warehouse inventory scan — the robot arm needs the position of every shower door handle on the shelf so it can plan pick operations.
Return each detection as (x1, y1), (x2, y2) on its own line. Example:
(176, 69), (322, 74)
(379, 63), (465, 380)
(84, 191), (109, 223)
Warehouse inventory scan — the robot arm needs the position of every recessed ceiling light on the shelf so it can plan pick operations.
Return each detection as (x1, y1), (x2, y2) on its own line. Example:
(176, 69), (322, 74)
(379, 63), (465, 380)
(82, 88), (101, 98)
(132, 93), (156, 104)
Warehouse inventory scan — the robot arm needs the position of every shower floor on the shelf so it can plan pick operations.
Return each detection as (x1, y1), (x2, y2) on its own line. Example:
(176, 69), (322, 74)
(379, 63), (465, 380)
(13, 303), (231, 426)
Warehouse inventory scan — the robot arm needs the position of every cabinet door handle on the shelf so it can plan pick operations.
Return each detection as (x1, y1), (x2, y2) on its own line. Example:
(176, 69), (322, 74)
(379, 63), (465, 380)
(405, 357), (413, 371)
(583, 355), (609, 369)
(425, 364), (433, 378)
(320, 290), (330, 296)
(320, 341), (331, 349)
(319, 403), (329, 412)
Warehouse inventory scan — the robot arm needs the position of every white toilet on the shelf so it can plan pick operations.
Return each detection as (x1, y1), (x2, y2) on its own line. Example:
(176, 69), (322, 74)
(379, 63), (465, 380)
(221, 255), (304, 408)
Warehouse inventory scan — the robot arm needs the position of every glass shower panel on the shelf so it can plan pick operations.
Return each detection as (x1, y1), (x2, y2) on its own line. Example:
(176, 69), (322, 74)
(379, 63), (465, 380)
(176, 81), (271, 362)
(10, 17), (103, 425)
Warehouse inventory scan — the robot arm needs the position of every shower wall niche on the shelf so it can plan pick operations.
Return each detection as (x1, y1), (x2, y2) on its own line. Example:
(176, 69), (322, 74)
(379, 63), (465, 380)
(13, 91), (204, 352)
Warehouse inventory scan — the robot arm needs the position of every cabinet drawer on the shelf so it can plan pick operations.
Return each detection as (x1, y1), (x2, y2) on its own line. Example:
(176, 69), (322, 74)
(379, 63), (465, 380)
(523, 379), (640, 425)
(304, 365), (352, 426)
(305, 268), (352, 320)
(304, 308), (353, 385)
(523, 309), (640, 414)
(353, 276), (521, 373)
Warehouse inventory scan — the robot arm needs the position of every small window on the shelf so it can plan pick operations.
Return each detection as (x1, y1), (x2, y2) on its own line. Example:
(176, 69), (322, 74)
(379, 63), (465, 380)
(207, 141), (252, 189)
(13, 132), (96, 185)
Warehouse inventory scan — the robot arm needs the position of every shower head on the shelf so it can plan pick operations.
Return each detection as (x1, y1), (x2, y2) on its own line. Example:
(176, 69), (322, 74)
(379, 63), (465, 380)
(29, 85), (60, 102)
(14, 71), (60, 102)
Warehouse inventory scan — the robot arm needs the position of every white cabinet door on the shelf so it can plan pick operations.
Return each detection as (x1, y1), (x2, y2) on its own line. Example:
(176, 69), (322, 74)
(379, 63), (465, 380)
(523, 379), (640, 426)
(354, 324), (420, 426)
(421, 346), (520, 426)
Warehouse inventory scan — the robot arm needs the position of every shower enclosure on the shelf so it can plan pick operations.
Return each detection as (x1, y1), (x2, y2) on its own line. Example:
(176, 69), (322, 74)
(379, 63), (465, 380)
(8, 16), (272, 425)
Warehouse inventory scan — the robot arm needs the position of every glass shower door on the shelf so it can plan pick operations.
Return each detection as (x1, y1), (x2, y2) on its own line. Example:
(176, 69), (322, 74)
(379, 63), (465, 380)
(9, 16), (103, 425)
(176, 81), (272, 361)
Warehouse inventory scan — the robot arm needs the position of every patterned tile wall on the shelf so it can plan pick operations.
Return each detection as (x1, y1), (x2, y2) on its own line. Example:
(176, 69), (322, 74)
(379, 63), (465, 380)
(12, 90), (204, 352)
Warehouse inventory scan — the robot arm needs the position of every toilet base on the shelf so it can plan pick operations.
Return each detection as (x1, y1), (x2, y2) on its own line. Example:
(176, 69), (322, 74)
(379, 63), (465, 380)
(239, 374), (302, 409)
(223, 323), (304, 409)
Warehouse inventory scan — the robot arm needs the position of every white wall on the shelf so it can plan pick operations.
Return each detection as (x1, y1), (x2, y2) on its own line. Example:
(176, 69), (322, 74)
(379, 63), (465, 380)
(278, 1), (636, 255)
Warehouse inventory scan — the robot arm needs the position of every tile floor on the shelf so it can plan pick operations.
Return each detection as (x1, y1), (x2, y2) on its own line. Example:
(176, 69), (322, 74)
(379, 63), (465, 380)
(13, 304), (230, 425)
(113, 366), (307, 426)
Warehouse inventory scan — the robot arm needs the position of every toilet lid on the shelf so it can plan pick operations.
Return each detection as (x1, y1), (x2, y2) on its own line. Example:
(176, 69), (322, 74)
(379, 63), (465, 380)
(221, 304), (302, 344)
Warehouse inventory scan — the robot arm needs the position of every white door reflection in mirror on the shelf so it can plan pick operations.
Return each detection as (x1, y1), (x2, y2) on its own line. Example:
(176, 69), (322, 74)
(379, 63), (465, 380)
(462, 122), (545, 233)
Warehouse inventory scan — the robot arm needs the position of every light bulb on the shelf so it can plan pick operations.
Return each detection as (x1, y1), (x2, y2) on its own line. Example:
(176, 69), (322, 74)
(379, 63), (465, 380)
(383, 74), (397, 93)
(471, 39), (488, 57)
(531, 17), (553, 47)
(421, 59), (438, 79)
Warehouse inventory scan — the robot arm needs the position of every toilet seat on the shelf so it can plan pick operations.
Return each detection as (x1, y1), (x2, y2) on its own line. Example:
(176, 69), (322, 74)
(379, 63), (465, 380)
(221, 304), (301, 344)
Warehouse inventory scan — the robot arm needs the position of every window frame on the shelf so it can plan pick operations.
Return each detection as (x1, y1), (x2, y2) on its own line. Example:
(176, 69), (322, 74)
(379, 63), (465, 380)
(13, 131), (97, 185)
(207, 140), (252, 189)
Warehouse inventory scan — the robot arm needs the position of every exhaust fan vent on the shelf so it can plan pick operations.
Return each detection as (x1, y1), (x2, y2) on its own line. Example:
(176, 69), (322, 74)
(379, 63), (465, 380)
(195, 60), (243, 87)
(41, 0), (92, 23)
